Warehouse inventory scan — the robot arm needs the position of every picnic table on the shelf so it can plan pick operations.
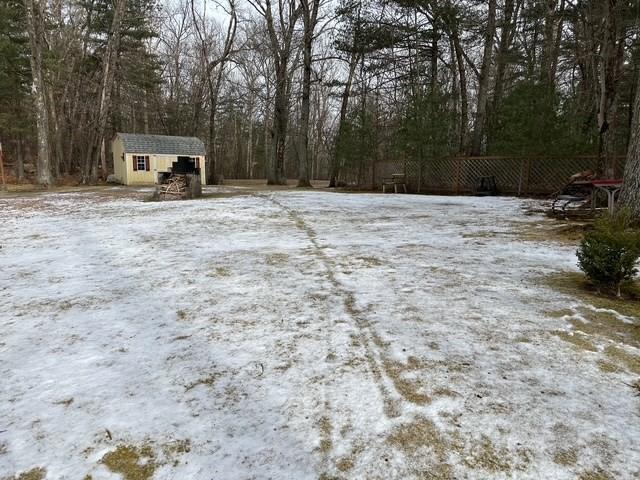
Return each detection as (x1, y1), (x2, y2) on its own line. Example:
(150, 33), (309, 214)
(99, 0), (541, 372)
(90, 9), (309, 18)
(382, 173), (407, 193)
(591, 179), (623, 214)
(552, 178), (623, 217)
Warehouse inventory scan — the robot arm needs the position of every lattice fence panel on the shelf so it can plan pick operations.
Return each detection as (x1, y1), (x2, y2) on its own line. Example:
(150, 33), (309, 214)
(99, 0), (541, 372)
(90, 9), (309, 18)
(526, 157), (595, 194)
(421, 158), (459, 192)
(401, 155), (627, 196)
(458, 157), (523, 193)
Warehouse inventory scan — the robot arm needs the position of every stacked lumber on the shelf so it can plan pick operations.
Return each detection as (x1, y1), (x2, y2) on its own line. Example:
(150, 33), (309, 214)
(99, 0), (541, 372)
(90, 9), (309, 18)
(158, 174), (187, 200)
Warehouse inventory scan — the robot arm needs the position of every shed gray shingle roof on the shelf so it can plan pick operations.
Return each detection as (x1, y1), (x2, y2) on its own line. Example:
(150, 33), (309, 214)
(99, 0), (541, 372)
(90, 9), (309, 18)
(116, 133), (206, 156)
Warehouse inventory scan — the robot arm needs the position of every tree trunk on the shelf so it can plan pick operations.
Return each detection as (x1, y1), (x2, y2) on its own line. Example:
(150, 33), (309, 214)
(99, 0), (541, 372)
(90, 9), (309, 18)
(597, 0), (624, 177)
(16, 137), (24, 180)
(452, 30), (468, 154)
(269, 64), (289, 185)
(620, 72), (640, 221)
(471, 0), (497, 155)
(85, 0), (127, 184)
(25, 0), (54, 186)
(297, 0), (319, 188)
(329, 51), (359, 187)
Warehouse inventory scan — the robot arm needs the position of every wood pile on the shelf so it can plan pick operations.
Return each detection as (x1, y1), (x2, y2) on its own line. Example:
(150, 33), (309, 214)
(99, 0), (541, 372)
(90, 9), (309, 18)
(158, 174), (187, 200)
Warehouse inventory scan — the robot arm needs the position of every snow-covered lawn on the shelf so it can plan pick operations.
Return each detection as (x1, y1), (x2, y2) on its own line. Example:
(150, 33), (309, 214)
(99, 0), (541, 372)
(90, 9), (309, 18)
(1, 188), (639, 479)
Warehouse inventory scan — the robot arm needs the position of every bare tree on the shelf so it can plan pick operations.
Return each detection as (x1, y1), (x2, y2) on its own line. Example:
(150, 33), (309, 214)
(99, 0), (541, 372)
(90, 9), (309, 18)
(296, 0), (320, 187)
(84, 0), (127, 184)
(191, 0), (238, 184)
(470, 0), (496, 156)
(248, 0), (302, 185)
(24, 0), (54, 186)
(620, 71), (640, 221)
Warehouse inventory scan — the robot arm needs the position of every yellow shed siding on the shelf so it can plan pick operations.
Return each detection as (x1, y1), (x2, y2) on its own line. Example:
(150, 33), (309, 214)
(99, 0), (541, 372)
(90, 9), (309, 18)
(126, 153), (156, 185)
(112, 137), (127, 184)
(111, 135), (206, 186)
(118, 152), (207, 186)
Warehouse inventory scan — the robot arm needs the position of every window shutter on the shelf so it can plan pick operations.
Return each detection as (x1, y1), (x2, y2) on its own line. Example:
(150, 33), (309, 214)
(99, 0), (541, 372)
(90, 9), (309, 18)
(145, 156), (150, 171)
(132, 155), (137, 171)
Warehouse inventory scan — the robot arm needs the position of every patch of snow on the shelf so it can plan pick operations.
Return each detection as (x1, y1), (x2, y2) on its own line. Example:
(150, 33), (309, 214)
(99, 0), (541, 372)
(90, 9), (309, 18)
(0, 190), (638, 479)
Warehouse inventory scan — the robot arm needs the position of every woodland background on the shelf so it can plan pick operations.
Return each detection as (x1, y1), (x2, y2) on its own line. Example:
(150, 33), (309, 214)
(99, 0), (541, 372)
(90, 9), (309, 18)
(1, 0), (639, 187)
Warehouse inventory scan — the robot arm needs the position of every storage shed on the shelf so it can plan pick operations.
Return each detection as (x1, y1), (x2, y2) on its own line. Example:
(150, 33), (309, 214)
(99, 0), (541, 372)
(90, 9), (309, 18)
(112, 133), (206, 186)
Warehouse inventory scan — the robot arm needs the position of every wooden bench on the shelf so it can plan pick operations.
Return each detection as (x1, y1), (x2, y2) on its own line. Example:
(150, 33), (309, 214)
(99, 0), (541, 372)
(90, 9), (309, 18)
(382, 173), (407, 193)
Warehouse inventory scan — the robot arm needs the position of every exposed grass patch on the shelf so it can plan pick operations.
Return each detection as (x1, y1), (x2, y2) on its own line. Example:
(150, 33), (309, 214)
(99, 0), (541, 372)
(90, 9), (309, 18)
(567, 308), (640, 348)
(184, 374), (217, 391)
(515, 221), (590, 245)
(387, 417), (447, 457)
(597, 360), (621, 374)
(383, 358), (431, 405)
(541, 272), (640, 319)
(553, 331), (598, 352)
(387, 418), (455, 479)
(335, 443), (364, 472)
(462, 231), (496, 239)
(101, 444), (156, 480)
(578, 468), (615, 480)
(553, 448), (578, 466)
(318, 416), (333, 453)
(265, 253), (289, 265)
(354, 255), (383, 267)
(604, 345), (640, 374)
(462, 435), (511, 473)
(336, 456), (355, 472)
(546, 308), (574, 318)
(432, 387), (460, 398)
(4, 468), (47, 480)
(214, 266), (230, 277)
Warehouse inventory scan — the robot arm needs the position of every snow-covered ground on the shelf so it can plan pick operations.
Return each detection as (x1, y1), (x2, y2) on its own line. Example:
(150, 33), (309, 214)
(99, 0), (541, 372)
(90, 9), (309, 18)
(1, 188), (639, 479)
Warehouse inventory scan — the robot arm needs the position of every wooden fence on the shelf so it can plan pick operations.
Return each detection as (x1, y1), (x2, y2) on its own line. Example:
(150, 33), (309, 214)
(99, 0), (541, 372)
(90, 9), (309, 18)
(371, 155), (626, 196)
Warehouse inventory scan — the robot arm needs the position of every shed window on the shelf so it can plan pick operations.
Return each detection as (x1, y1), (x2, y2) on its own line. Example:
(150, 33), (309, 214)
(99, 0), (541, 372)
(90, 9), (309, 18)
(133, 155), (150, 171)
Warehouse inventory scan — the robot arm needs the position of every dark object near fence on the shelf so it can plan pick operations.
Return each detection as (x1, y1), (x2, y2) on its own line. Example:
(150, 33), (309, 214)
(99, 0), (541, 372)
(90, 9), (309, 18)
(551, 181), (593, 218)
(474, 176), (498, 196)
(382, 173), (407, 193)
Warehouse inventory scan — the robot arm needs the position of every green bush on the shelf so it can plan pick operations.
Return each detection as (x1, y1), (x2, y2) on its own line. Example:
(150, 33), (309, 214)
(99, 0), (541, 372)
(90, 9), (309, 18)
(576, 211), (640, 296)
